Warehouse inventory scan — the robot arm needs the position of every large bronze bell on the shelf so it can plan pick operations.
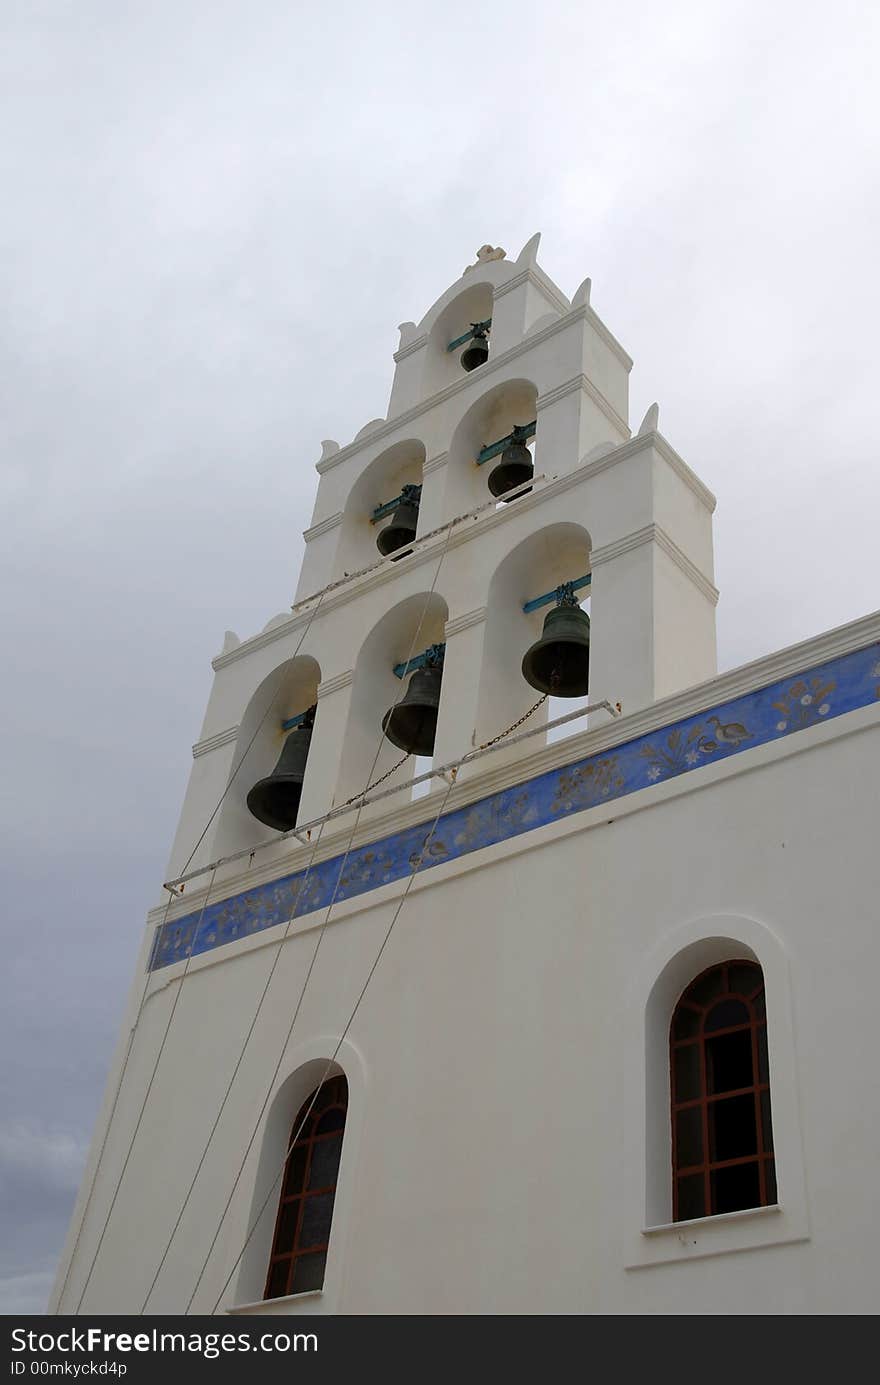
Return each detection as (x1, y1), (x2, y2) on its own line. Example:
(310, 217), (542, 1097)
(460, 325), (489, 372)
(246, 707), (316, 831)
(381, 663), (442, 756)
(376, 488), (419, 558)
(488, 438), (533, 499)
(521, 603), (590, 697)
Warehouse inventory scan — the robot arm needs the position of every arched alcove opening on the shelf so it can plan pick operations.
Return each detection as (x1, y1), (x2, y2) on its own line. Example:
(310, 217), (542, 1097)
(335, 439), (427, 579)
(444, 378), (539, 520)
(336, 592), (449, 808)
(475, 523), (591, 768)
(213, 655), (321, 859)
(422, 281), (495, 397)
(236, 1058), (347, 1308)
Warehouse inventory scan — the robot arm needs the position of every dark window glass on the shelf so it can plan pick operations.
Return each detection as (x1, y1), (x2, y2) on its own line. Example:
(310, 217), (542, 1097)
(673, 1044), (701, 1103)
(672, 1005), (701, 1040)
(706, 1029), (753, 1094)
(676, 1174), (705, 1221)
(264, 1075), (348, 1300)
(704, 998), (749, 1032)
(675, 1106), (703, 1169)
(308, 1134), (344, 1191)
(292, 1252), (327, 1294)
(670, 962), (774, 1221)
(708, 1094), (757, 1162)
(266, 1260), (289, 1300)
(711, 1161), (760, 1214)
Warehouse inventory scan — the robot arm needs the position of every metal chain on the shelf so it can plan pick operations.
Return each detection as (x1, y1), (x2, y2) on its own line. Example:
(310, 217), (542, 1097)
(474, 694), (548, 753)
(339, 752), (410, 807)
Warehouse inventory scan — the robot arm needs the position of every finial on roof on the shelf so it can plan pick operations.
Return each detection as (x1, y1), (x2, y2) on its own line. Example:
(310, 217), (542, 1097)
(638, 403), (660, 435)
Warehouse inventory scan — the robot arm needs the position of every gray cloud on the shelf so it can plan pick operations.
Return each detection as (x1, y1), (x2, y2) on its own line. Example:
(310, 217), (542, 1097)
(2, 0), (878, 1312)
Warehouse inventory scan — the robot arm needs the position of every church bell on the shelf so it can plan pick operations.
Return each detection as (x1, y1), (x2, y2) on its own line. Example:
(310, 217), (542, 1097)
(381, 661), (443, 757)
(246, 706), (316, 831)
(376, 486), (420, 558)
(460, 325), (489, 372)
(488, 437), (534, 499)
(521, 603), (590, 697)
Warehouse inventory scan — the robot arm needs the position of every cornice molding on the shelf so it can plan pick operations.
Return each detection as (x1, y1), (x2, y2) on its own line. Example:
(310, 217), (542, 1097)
(317, 669), (355, 698)
(392, 332), (429, 363)
(317, 304), (620, 474)
(591, 523), (717, 604)
(538, 372), (630, 439)
(492, 265), (571, 317)
(445, 607), (488, 638)
(192, 725), (239, 759)
(654, 526), (719, 605)
(303, 511), (343, 543)
(422, 451), (449, 476)
(572, 429), (716, 514)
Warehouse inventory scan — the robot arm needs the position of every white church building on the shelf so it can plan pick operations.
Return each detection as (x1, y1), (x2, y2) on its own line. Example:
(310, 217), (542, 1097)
(52, 237), (880, 1315)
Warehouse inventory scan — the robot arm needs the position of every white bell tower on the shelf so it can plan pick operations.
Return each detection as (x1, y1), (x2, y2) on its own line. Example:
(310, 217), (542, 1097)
(164, 232), (717, 887)
(52, 234), (724, 1316)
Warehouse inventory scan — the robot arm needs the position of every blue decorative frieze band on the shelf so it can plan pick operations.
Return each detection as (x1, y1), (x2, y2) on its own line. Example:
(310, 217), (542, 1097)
(150, 641), (880, 971)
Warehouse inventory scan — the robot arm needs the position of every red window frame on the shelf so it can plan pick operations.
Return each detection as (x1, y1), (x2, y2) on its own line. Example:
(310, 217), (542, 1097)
(670, 960), (775, 1222)
(264, 1074), (348, 1300)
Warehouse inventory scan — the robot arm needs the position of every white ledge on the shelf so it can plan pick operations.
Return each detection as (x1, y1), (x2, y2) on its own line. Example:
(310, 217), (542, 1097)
(229, 1289), (323, 1315)
(643, 1203), (781, 1236)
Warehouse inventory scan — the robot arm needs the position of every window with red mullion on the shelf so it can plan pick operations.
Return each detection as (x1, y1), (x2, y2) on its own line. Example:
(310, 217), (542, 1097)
(264, 1075), (348, 1300)
(670, 961), (775, 1222)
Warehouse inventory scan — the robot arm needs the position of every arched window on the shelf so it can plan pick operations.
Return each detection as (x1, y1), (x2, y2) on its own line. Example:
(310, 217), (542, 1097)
(264, 1075), (348, 1299)
(670, 961), (775, 1222)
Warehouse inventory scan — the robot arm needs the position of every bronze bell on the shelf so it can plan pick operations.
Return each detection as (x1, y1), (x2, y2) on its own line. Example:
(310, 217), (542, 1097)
(521, 603), (590, 697)
(377, 487), (419, 558)
(382, 662), (442, 756)
(488, 438), (533, 499)
(460, 326), (489, 372)
(246, 707), (316, 831)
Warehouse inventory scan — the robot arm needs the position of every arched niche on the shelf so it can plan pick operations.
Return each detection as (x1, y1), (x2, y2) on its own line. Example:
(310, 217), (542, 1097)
(235, 1057), (347, 1309)
(443, 378), (539, 520)
(213, 655), (321, 859)
(474, 522), (591, 764)
(422, 280), (495, 397)
(335, 439), (427, 579)
(336, 591), (449, 807)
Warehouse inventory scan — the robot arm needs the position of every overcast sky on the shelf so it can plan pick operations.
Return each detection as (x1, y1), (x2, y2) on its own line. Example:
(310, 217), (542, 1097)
(2, 0), (878, 1314)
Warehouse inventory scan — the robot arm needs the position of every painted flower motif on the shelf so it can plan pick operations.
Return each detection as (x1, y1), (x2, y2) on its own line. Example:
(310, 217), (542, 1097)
(872, 661), (880, 678)
(776, 721), (787, 731)
(818, 703), (830, 715)
(685, 750), (699, 765)
(647, 765), (662, 781)
(800, 694), (812, 705)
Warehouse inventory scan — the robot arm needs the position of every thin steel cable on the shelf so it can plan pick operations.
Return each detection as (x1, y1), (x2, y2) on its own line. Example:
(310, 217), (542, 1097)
(52, 884), (176, 1313)
(71, 866), (219, 1314)
(206, 767), (461, 1316)
(149, 522), (456, 1313)
(61, 589), (329, 1313)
